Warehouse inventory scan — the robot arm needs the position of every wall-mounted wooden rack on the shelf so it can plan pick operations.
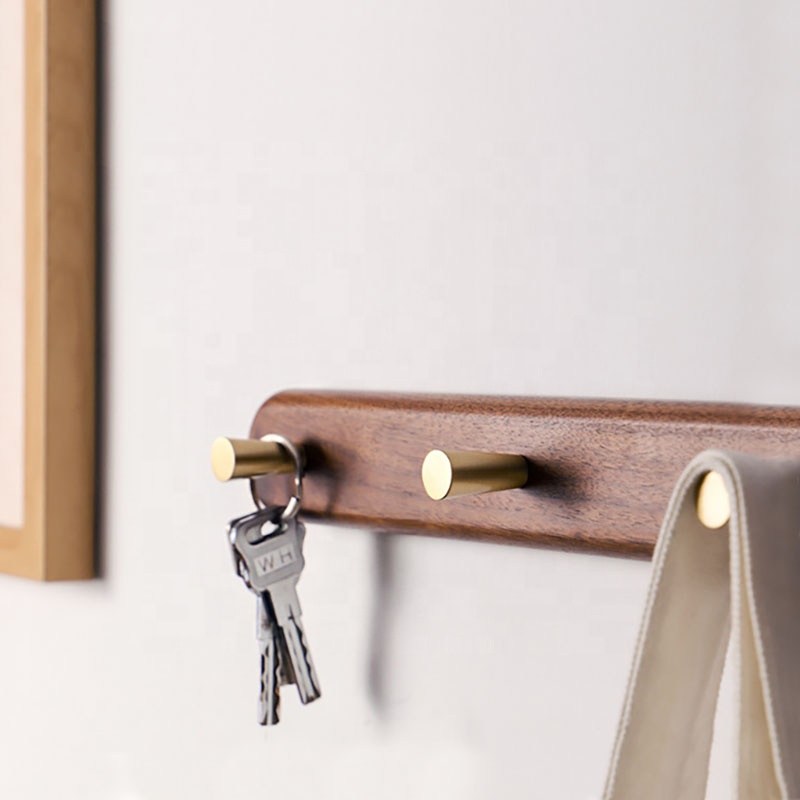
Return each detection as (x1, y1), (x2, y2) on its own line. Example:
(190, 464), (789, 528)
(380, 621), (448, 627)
(232, 391), (800, 558)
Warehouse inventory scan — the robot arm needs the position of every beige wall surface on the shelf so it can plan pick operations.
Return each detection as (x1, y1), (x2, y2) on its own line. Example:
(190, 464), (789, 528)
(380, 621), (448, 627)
(0, 1), (799, 797)
(0, 0), (24, 529)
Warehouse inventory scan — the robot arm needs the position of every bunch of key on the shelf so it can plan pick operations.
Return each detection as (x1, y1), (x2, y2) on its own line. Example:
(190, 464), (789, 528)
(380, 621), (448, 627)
(228, 505), (321, 725)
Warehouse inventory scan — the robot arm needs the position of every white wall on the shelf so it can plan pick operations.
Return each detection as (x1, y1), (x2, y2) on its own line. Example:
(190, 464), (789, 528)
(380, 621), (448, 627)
(0, 1), (798, 797)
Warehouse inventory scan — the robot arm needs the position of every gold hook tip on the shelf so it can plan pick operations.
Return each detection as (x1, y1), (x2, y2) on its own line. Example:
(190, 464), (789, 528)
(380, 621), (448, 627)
(211, 437), (237, 481)
(697, 470), (730, 529)
(421, 450), (454, 500)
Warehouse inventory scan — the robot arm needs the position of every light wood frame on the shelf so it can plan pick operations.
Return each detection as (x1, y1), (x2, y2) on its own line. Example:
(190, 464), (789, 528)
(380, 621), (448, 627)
(0, 0), (95, 579)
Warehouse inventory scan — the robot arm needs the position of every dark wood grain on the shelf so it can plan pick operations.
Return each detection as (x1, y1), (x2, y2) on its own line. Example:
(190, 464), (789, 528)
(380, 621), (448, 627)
(249, 392), (800, 558)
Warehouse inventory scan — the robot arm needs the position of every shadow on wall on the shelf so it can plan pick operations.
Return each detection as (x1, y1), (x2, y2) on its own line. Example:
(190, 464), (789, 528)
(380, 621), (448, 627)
(367, 532), (397, 716)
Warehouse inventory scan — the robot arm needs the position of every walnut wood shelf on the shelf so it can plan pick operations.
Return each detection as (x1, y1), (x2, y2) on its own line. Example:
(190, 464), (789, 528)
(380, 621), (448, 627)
(249, 391), (800, 558)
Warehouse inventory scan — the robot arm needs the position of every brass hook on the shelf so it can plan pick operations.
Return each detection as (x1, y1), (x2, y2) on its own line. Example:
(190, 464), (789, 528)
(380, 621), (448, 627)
(421, 449), (528, 500)
(211, 436), (296, 482)
(696, 470), (731, 529)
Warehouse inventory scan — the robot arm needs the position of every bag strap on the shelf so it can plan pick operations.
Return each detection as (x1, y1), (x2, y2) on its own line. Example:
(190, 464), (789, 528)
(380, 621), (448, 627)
(603, 450), (800, 799)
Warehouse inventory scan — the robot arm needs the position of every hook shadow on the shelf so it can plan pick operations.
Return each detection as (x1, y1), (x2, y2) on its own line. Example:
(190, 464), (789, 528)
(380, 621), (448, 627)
(366, 531), (397, 717)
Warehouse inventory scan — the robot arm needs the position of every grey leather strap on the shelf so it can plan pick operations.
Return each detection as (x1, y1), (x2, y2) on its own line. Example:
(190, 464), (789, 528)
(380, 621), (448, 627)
(604, 450), (800, 799)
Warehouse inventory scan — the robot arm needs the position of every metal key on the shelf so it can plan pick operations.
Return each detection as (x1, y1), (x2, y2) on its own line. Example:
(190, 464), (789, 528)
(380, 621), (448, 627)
(228, 506), (289, 725)
(233, 513), (321, 705)
(264, 523), (321, 704)
(256, 594), (281, 725)
(230, 508), (320, 703)
(227, 507), (277, 583)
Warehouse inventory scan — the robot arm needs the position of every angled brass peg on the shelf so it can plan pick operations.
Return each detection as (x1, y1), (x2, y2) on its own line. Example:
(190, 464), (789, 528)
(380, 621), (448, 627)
(211, 436), (297, 482)
(421, 449), (528, 500)
(696, 470), (731, 529)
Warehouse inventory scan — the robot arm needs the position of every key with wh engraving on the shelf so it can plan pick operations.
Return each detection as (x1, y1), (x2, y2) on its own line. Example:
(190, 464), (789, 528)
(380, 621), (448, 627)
(260, 518), (321, 704)
(230, 507), (321, 717)
(229, 506), (291, 725)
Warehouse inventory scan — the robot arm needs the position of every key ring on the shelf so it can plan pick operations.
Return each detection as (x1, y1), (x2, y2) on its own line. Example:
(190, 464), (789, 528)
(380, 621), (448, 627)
(249, 433), (304, 523)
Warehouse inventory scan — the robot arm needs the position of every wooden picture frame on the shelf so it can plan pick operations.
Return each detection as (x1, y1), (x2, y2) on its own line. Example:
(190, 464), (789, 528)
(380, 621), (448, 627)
(0, 0), (95, 579)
